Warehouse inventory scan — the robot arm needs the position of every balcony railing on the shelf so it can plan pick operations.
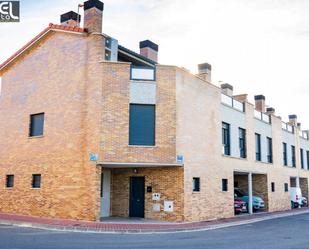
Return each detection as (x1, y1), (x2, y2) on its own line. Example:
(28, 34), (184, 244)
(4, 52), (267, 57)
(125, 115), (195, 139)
(299, 131), (308, 140)
(221, 94), (245, 112)
(282, 122), (294, 133)
(254, 110), (271, 124)
(131, 67), (155, 81)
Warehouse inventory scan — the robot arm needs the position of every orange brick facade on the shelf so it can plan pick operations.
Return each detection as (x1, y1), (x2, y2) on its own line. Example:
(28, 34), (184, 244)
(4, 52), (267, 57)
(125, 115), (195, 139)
(0, 26), (183, 221)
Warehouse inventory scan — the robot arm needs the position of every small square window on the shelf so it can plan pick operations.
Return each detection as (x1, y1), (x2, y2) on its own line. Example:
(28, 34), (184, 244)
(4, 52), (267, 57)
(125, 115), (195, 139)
(284, 183), (289, 192)
(271, 182), (275, 192)
(6, 175), (14, 188)
(29, 113), (44, 137)
(222, 179), (228, 192)
(193, 177), (200, 192)
(32, 174), (41, 188)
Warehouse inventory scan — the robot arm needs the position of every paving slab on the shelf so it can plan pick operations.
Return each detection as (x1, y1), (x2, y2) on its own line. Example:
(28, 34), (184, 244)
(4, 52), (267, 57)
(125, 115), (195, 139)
(0, 208), (308, 234)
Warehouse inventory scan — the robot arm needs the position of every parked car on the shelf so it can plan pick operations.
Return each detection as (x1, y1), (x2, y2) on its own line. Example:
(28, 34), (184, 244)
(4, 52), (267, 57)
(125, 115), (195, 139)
(301, 197), (307, 207)
(234, 196), (247, 214)
(234, 188), (265, 211)
(290, 187), (302, 208)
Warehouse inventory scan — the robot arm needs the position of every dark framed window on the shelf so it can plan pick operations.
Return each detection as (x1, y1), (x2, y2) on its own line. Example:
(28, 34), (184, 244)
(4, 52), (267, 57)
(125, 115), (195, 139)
(29, 113), (44, 137)
(307, 151), (309, 170)
(267, 137), (273, 163)
(283, 143), (288, 166)
(6, 175), (14, 188)
(284, 183), (289, 192)
(239, 128), (246, 158)
(193, 177), (200, 192)
(222, 179), (228, 192)
(32, 174), (41, 188)
(222, 122), (230, 156)
(255, 133), (261, 161)
(129, 104), (155, 146)
(300, 149), (304, 169)
(291, 146), (296, 167)
(271, 182), (275, 192)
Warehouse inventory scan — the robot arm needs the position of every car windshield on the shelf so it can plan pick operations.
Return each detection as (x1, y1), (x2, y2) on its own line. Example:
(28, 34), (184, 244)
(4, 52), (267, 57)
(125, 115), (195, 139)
(235, 189), (247, 197)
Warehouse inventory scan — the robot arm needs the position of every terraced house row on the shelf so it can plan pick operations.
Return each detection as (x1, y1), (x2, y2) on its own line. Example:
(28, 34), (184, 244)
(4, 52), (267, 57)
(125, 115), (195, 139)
(0, 0), (308, 222)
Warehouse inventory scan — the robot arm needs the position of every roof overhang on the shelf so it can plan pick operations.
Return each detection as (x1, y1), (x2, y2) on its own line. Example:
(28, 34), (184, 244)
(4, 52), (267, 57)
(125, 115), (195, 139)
(97, 161), (183, 168)
(234, 170), (267, 175)
(118, 45), (156, 67)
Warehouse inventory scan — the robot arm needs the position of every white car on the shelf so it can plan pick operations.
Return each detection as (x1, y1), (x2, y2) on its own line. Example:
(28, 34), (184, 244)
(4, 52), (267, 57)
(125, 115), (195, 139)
(290, 187), (302, 208)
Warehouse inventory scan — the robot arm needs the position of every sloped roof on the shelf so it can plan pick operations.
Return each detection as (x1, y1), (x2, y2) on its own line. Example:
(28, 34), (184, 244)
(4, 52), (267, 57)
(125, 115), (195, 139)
(118, 45), (156, 66)
(0, 23), (87, 73)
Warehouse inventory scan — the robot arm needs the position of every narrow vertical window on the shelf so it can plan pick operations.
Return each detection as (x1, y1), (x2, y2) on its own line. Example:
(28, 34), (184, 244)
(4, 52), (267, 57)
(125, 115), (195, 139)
(271, 182), (275, 192)
(192, 178), (200, 192)
(291, 146), (296, 167)
(239, 128), (246, 158)
(307, 151), (309, 170)
(129, 104), (155, 146)
(222, 122), (230, 156)
(284, 183), (289, 192)
(255, 133), (261, 161)
(300, 149), (304, 169)
(32, 174), (41, 188)
(29, 113), (45, 137)
(6, 175), (14, 188)
(267, 137), (273, 163)
(222, 179), (228, 192)
(283, 143), (288, 166)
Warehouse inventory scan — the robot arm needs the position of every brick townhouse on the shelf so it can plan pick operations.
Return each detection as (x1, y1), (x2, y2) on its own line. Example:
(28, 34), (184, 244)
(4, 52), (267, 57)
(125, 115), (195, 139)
(0, 0), (308, 222)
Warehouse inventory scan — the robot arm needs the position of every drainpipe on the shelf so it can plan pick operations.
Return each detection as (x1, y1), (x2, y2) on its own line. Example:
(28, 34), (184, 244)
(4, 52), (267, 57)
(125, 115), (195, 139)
(248, 173), (253, 214)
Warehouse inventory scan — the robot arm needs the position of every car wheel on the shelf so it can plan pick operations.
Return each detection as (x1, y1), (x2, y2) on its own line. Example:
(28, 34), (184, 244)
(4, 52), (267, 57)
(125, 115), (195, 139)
(291, 201), (298, 208)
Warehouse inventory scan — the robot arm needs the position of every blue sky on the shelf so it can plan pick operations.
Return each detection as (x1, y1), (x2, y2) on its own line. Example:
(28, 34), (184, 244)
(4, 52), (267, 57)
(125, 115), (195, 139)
(1, 0), (309, 127)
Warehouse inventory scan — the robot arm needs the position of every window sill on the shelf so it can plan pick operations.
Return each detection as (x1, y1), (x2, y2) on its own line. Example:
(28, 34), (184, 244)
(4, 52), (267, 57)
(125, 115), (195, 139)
(284, 165), (297, 169)
(192, 191), (200, 194)
(128, 145), (156, 148)
(31, 188), (41, 190)
(5, 187), (13, 190)
(255, 160), (273, 165)
(222, 154), (248, 161)
(28, 135), (44, 139)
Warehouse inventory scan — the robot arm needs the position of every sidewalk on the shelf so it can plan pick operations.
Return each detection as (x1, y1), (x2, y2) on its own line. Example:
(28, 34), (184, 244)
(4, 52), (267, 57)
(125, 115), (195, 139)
(0, 208), (308, 234)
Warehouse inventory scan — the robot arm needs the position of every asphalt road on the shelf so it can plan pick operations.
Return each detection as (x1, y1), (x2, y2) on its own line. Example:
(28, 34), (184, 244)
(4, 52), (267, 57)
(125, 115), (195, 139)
(1, 213), (309, 249)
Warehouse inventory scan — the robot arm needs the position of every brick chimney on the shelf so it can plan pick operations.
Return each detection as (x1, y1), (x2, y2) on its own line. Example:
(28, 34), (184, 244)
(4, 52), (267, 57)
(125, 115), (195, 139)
(289, 114), (297, 126)
(254, 95), (266, 112)
(197, 63), (212, 82)
(139, 40), (159, 62)
(266, 107), (275, 115)
(84, 0), (104, 33)
(60, 11), (81, 26)
(221, 83), (233, 96)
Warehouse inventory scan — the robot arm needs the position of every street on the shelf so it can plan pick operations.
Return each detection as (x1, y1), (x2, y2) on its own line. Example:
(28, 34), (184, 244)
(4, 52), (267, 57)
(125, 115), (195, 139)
(1, 213), (309, 249)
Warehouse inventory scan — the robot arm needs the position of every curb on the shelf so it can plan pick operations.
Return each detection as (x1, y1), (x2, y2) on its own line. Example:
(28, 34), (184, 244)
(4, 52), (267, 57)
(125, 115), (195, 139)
(1, 209), (309, 234)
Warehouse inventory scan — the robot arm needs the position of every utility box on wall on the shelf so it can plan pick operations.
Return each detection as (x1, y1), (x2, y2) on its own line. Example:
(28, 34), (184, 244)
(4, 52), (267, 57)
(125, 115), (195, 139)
(152, 203), (160, 212)
(164, 201), (174, 212)
(152, 193), (160, 201)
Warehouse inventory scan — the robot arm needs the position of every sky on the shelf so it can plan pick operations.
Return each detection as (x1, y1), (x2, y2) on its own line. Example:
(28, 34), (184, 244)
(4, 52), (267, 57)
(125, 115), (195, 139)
(1, 0), (309, 127)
